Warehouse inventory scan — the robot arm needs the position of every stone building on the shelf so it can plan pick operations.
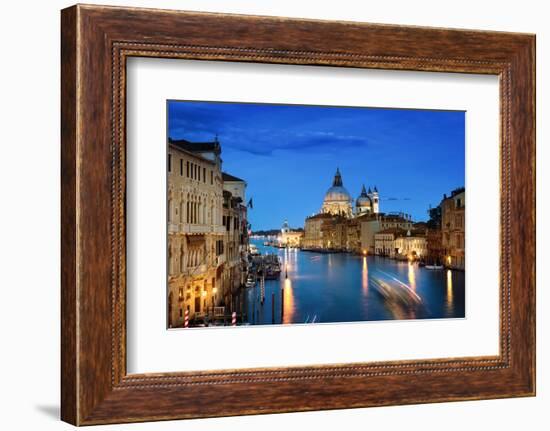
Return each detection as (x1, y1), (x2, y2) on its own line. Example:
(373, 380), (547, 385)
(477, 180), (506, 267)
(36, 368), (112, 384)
(221, 189), (248, 311)
(426, 228), (444, 265)
(301, 168), (463, 265)
(359, 213), (413, 255)
(345, 217), (362, 253)
(167, 138), (248, 327)
(222, 172), (247, 202)
(394, 230), (428, 260)
(279, 220), (304, 247)
(304, 168), (384, 252)
(320, 215), (349, 250)
(374, 228), (407, 257)
(303, 213), (333, 249)
(441, 188), (465, 270)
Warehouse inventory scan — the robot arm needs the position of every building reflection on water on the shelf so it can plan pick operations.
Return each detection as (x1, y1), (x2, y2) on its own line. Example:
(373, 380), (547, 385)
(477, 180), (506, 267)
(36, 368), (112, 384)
(361, 256), (369, 296)
(244, 239), (465, 325)
(408, 261), (417, 292)
(446, 269), (454, 315)
(282, 278), (295, 324)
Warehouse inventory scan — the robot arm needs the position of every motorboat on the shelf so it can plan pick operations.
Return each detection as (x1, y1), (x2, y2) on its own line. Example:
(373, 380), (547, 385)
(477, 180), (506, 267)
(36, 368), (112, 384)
(371, 278), (421, 307)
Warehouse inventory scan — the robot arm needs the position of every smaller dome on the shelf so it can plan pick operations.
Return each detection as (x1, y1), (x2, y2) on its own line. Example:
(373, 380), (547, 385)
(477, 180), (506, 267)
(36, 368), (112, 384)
(356, 184), (372, 207)
(356, 195), (372, 207)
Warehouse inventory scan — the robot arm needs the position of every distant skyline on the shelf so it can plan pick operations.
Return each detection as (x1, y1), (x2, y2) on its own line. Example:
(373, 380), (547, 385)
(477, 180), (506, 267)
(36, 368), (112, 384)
(168, 100), (465, 231)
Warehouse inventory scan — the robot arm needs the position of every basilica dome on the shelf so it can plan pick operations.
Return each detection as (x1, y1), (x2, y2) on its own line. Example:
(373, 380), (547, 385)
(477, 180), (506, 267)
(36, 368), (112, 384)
(323, 168), (351, 204)
(321, 168), (353, 217)
(324, 185), (352, 203)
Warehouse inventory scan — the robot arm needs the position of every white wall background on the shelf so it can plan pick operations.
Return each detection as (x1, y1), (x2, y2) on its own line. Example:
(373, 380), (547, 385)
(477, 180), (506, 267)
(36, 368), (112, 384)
(0, 0), (546, 429)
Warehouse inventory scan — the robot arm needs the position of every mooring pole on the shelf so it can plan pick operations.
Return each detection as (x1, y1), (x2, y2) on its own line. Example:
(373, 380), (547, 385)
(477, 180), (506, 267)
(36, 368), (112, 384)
(271, 292), (275, 324)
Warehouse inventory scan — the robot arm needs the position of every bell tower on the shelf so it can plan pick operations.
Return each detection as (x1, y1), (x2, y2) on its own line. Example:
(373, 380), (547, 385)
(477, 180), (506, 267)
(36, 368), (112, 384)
(372, 186), (380, 213)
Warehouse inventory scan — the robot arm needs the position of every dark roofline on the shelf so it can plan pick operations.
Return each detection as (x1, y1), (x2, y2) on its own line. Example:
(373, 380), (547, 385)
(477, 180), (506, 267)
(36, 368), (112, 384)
(168, 137), (221, 155)
(222, 172), (246, 183)
(441, 187), (466, 202)
(306, 213), (335, 220)
(168, 144), (215, 165)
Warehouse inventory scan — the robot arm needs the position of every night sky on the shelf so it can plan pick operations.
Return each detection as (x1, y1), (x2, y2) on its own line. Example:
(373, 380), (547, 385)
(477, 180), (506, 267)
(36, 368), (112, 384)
(168, 100), (465, 231)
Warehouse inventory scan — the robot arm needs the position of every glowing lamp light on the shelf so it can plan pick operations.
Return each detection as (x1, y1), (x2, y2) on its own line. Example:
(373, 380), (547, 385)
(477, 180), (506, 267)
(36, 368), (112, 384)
(362, 249), (367, 256)
(201, 290), (207, 298)
(212, 287), (218, 294)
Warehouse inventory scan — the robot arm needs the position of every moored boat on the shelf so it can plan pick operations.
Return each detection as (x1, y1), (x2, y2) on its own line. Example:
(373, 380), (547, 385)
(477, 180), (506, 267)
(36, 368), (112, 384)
(425, 264), (444, 270)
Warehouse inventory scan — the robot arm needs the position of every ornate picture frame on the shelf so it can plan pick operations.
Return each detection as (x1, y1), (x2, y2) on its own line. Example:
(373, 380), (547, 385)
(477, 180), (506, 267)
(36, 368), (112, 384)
(61, 4), (535, 425)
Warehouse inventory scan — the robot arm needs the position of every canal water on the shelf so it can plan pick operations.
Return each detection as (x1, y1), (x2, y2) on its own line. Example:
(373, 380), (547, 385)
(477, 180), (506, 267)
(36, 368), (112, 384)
(243, 238), (465, 325)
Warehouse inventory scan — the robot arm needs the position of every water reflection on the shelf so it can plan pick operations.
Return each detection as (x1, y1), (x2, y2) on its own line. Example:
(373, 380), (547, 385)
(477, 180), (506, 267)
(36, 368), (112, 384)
(282, 277), (295, 324)
(446, 269), (454, 315)
(244, 240), (465, 325)
(408, 262), (417, 292)
(362, 256), (369, 296)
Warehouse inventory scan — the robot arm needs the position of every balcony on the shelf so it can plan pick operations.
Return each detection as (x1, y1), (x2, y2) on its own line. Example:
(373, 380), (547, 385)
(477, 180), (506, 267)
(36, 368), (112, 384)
(168, 223), (179, 233)
(171, 224), (227, 235)
(183, 264), (207, 276)
(181, 224), (210, 234)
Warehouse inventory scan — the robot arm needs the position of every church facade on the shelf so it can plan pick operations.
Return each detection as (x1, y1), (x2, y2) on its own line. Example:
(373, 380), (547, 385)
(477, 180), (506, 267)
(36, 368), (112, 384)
(320, 168), (380, 217)
(303, 168), (415, 254)
(303, 168), (382, 251)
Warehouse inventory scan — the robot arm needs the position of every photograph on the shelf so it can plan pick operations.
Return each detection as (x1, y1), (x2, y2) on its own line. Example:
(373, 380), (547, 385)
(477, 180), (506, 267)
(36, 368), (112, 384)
(51, 2), (536, 426)
(166, 100), (466, 328)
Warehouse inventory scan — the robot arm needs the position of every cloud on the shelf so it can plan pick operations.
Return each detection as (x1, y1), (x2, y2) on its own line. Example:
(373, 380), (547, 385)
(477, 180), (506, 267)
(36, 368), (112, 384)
(222, 130), (369, 156)
(167, 101), (370, 156)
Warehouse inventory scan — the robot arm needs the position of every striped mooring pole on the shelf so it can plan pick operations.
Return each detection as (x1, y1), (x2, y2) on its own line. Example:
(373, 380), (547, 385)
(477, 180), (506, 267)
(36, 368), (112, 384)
(260, 276), (265, 304)
(184, 309), (189, 328)
(232, 311), (237, 326)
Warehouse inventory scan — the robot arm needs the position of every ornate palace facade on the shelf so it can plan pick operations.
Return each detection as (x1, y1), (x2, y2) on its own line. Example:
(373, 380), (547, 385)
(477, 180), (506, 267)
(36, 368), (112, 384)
(167, 138), (248, 327)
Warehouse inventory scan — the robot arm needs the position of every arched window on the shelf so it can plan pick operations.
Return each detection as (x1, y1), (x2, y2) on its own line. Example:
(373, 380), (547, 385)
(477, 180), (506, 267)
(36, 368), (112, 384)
(168, 244), (173, 275)
(180, 195), (185, 223)
(168, 198), (173, 223)
(210, 200), (214, 224)
(180, 245), (185, 272)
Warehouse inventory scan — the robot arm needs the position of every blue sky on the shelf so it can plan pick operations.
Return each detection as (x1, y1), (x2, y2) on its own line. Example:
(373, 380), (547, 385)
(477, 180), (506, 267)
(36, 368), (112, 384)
(168, 100), (465, 231)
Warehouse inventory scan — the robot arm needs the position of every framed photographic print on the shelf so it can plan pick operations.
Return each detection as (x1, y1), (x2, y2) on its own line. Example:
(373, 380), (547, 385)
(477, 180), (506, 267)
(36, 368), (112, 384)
(61, 4), (536, 425)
